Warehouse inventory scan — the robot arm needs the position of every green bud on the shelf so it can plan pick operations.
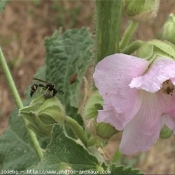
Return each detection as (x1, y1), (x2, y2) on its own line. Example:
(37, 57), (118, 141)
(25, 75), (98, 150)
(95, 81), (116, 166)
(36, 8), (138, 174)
(83, 92), (119, 140)
(86, 119), (119, 140)
(136, 39), (175, 62)
(19, 95), (66, 137)
(163, 14), (175, 44)
(160, 126), (173, 139)
(124, 0), (160, 22)
(96, 122), (119, 140)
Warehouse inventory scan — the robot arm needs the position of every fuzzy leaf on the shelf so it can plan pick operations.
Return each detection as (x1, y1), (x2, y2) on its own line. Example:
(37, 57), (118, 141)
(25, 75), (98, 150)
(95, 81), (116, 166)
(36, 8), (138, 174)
(111, 165), (144, 175)
(26, 125), (99, 173)
(0, 108), (38, 170)
(44, 28), (93, 110)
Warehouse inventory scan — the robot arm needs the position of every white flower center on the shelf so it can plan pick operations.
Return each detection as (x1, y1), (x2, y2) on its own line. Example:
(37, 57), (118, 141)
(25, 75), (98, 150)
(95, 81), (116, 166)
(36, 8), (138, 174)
(161, 80), (174, 96)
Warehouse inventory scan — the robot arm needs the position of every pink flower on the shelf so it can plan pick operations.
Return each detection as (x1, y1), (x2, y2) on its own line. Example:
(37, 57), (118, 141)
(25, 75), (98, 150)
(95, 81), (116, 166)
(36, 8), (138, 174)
(93, 53), (175, 155)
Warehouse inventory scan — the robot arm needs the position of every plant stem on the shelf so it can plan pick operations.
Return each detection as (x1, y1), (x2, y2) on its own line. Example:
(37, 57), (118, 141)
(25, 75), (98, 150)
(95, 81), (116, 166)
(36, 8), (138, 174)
(95, 0), (122, 64)
(65, 116), (88, 146)
(120, 20), (138, 50)
(27, 130), (43, 160)
(0, 47), (43, 160)
(121, 40), (143, 54)
(0, 48), (23, 109)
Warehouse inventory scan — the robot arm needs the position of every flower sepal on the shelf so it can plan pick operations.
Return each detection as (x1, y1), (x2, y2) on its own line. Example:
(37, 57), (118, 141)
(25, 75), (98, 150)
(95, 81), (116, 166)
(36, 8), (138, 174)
(136, 39), (175, 62)
(19, 95), (66, 137)
(123, 0), (160, 22)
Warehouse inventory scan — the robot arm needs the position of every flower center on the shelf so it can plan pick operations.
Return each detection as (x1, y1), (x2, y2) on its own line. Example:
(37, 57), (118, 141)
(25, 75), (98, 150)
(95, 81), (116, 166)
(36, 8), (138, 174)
(161, 80), (174, 96)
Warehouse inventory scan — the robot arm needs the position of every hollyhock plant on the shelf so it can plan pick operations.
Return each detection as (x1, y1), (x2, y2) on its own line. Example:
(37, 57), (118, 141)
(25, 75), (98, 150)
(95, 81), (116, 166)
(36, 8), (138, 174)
(93, 53), (175, 155)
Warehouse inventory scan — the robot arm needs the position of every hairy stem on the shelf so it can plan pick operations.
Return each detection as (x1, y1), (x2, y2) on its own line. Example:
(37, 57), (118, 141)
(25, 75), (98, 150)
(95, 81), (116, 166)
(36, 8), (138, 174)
(0, 47), (43, 160)
(95, 0), (122, 64)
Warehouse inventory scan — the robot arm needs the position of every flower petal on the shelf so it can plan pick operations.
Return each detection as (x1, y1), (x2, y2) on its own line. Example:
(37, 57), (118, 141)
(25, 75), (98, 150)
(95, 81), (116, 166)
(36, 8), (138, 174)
(97, 91), (142, 130)
(170, 77), (175, 86)
(93, 53), (149, 96)
(130, 57), (175, 93)
(119, 91), (162, 155)
(157, 91), (175, 123)
(161, 114), (175, 133)
(97, 107), (123, 128)
(93, 54), (149, 129)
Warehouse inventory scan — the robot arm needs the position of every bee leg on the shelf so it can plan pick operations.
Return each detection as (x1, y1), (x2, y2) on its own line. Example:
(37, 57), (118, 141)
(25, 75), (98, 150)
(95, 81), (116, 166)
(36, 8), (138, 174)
(30, 90), (35, 97)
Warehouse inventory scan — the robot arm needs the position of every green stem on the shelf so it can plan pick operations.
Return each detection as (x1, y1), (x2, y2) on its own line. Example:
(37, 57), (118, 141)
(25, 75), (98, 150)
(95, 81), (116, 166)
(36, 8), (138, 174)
(65, 116), (88, 146)
(95, 0), (122, 64)
(0, 47), (43, 160)
(120, 20), (138, 50)
(121, 40), (143, 54)
(27, 130), (43, 160)
(0, 48), (23, 109)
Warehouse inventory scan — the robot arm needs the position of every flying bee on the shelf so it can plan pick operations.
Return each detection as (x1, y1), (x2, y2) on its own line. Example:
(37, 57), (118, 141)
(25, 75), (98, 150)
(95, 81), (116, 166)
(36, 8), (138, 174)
(30, 77), (64, 99)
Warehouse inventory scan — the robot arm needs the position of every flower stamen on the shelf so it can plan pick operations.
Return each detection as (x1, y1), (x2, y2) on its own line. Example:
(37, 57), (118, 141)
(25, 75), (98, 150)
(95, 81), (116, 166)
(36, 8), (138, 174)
(161, 80), (174, 96)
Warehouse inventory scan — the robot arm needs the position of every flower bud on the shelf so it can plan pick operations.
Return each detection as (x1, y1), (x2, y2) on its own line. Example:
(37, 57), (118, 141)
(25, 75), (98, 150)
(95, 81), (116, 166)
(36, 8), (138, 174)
(83, 91), (119, 140)
(136, 39), (175, 61)
(19, 95), (66, 137)
(86, 119), (119, 140)
(163, 14), (175, 44)
(160, 126), (173, 139)
(95, 122), (119, 140)
(123, 0), (160, 22)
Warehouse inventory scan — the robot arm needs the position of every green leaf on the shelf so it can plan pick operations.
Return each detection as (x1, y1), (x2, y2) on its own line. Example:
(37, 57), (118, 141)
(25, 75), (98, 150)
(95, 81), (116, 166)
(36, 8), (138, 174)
(29, 125), (100, 173)
(0, 108), (38, 170)
(0, 0), (8, 13)
(44, 28), (93, 110)
(44, 28), (93, 138)
(111, 165), (144, 175)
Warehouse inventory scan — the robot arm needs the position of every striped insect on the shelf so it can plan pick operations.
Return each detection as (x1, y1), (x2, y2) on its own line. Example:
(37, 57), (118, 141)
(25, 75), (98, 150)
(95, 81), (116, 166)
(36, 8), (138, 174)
(30, 77), (64, 99)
